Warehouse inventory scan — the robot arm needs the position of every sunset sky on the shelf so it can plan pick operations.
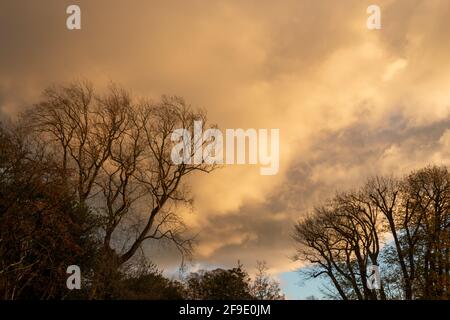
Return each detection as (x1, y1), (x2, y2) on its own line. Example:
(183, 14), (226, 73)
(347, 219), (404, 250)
(1, 0), (450, 298)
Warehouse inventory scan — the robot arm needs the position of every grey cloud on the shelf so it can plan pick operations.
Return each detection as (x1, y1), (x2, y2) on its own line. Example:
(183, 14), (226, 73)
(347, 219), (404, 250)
(189, 112), (450, 270)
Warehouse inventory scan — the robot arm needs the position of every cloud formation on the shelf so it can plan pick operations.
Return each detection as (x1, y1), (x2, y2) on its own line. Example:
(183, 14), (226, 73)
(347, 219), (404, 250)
(1, 0), (450, 276)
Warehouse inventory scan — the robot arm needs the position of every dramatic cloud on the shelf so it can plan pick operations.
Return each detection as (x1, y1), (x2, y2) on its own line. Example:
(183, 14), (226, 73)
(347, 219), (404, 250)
(1, 0), (450, 278)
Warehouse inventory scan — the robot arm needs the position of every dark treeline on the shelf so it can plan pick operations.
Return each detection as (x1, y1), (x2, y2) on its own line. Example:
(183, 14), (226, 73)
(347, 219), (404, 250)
(293, 166), (450, 300)
(0, 81), (284, 300)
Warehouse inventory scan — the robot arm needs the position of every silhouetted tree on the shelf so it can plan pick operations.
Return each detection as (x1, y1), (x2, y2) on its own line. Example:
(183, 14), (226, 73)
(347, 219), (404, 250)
(186, 264), (253, 300)
(250, 261), (285, 300)
(19, 80), (216, 298)
(293, 165), (450, 300)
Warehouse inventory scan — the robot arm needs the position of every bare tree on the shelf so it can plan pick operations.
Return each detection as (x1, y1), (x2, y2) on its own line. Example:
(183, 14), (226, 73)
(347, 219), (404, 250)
(293, 208), (352, 300)
(293, 166), (450, 300)
(402, 166), (450, 299)
(250, 261), (285, 300)
(366, 176), (417, 299)
(21, 81), (216, 297)
(294, 190), (386, 300)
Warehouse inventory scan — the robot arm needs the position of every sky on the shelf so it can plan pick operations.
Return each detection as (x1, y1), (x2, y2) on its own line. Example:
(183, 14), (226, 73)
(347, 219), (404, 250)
(1, 0), (450, 299)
